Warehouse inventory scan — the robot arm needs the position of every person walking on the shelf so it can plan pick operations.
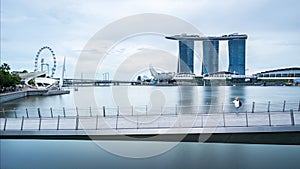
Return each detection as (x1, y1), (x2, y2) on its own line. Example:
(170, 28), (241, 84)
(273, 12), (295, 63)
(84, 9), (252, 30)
(232, 97), (241, 113)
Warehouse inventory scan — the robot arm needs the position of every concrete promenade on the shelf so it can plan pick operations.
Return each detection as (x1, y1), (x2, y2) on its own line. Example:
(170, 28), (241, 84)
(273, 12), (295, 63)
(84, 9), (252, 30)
(0, 89), (69, 103)
(1, 110), (300, 144)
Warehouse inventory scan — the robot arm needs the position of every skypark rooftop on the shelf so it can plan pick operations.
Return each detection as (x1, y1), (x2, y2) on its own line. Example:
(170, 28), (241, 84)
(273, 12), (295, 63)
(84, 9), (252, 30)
(166, 33), (248, 41)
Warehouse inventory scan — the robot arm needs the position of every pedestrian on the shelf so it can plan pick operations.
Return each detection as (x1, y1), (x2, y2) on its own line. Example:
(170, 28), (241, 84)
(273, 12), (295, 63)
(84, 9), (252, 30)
(232, 97), (241, 113)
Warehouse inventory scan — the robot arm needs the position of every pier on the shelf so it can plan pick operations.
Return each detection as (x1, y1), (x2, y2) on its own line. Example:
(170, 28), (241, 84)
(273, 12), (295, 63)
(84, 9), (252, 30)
(1, 102), (300, 144)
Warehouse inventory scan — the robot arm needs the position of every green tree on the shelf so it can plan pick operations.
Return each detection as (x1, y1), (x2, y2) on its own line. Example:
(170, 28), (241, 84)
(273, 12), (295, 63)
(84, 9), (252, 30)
(0, 63), (21, 90)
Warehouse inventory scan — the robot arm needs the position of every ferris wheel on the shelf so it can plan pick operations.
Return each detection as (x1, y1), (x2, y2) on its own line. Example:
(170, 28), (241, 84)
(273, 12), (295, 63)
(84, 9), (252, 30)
(34, 46), (57, 77)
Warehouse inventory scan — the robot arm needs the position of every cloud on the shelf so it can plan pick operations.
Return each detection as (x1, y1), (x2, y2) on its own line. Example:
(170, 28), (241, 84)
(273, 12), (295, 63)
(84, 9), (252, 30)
(1, 0), (300, 77)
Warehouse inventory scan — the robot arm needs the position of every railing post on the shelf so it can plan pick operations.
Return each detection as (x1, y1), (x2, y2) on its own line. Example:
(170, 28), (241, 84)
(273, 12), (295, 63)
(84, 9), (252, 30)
(38, 117), (42, 130)
(222, 110), (226, 127)
(290, 109), (295, 126)
(267, 101), (271, 112)
(146, 105), (147, 116)
(57, 115), (60, 130)
(116, 114), (119, 130)
(63, 107), (66, 117)
(14, 109), (17, 118)
(268, 111), (272, 126)
(136, 111), (139, 129)
(50, 108), (53, 118)
(4, 117), (7, 131)
(298, 100), (300, 111)
(26, 108), (29, 118)
(75, 115), (79, 130)
(175, 104), (178, 115)
(117, 106), (120, 116)
(131, 105), (134, 116)
(96, 115), (99, 130)
(201, 114), (204, 128)
(245, 111), (249, 127)
(89, 106), (92, 117)
(252, 102), (255, 113)
(76, 107), (79, 116)
(283, 100), (286, 112)
(38, 108), (41, 118)
(103, 106), (106, 117)
(21, 116), (24, 131)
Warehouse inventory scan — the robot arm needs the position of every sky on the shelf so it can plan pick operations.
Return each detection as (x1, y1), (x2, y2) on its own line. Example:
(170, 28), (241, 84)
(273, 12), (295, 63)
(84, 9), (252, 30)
(1, 0), (300, 79)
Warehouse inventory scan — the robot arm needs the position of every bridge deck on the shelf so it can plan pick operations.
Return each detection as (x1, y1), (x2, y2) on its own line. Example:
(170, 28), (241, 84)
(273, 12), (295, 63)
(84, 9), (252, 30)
(1, 111), (299, 132)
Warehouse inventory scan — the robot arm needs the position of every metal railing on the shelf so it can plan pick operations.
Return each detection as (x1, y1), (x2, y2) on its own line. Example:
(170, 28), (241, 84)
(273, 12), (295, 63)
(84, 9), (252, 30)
(1, 100), (300, 118)
(0, 108), (299, 131)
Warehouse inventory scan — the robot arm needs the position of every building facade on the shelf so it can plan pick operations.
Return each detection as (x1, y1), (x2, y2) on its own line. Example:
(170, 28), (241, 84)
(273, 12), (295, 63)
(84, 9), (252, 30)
(167, 33), (247, 75)
(178, 40), (194, 73)
(202, 40), (219, 75)
(228, 39), (246, 75)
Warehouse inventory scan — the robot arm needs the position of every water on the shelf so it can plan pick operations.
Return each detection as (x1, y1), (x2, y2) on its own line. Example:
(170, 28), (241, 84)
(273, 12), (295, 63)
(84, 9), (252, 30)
(1, 139), (300, 169)
(1, 86), (300, 168)
(1, 86), (299, 117)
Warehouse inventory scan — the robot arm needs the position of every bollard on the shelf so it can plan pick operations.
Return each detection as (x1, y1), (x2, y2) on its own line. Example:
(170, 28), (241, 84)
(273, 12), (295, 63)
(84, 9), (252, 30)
(63, 107), (66, 117)
(57, 115), (60, 130)
(267, 101), (271, 112)
(103, 106), (106, 117)
(290, 109), (295, 126)
(50, 108), (53, 118)
(4, 118), (7, 131)
(21, 116), (24, 131)
(38, 108), (41, 118)
(283, 100), (286, 112)
(252, 102), (255, 113)
(26, 108), (29, 118)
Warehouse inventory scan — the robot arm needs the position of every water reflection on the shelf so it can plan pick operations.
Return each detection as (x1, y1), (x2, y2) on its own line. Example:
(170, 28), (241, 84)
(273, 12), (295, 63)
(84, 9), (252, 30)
(1, 86), (299, 117)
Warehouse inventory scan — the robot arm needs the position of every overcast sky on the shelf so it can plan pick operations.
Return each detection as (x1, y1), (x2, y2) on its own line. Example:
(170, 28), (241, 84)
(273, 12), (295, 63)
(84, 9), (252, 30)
(1, 0), (300, 78)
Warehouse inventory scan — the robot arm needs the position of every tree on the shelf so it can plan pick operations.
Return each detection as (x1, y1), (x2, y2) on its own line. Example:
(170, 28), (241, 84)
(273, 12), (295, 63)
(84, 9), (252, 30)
(0, 63), (10, 73)
(0, 63), (21, 89)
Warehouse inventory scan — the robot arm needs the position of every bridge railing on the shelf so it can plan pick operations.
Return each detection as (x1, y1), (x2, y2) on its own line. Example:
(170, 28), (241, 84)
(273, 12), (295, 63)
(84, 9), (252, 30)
(0, 108), (299, 131)
(1, 100), (299, 118)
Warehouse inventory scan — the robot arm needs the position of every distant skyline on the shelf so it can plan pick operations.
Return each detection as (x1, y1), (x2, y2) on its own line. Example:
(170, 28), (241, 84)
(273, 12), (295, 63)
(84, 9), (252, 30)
(1, 0), (300, 78)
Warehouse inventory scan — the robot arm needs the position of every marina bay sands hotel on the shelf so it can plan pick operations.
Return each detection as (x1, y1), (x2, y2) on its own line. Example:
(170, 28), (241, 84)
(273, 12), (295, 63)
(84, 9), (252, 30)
(166, 33), (248, 75)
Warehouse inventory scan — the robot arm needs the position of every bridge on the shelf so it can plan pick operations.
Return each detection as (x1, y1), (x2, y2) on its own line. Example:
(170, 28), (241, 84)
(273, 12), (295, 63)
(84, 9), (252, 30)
(1, 103), (300, 144)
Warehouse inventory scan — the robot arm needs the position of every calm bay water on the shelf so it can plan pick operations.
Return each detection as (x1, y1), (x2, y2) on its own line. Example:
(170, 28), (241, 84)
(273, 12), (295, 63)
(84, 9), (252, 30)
(1, 139), (300, 169)
(1, 86), (300, 168)
(1, 86), (300, 117)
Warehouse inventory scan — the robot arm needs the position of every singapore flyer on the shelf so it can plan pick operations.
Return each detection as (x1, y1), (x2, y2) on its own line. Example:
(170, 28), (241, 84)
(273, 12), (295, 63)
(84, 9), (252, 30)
(34, 46), (57, 77)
